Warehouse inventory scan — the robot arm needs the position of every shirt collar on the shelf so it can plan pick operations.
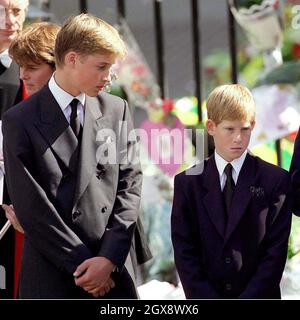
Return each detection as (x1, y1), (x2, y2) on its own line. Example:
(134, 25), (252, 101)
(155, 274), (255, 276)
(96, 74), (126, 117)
(48, 73), (86, 111)
(215, 149), (248, 179)
(0, 50), (12, 68)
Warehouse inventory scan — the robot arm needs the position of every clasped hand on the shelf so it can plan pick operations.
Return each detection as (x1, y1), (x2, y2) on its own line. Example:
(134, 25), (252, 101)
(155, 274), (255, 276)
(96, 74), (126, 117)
(73, 256), (116, 298)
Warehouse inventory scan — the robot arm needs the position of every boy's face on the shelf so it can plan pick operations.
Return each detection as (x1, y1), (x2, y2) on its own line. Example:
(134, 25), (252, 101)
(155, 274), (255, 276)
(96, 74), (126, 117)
(20, 62), (54, 97)
(68, 52), (115, 97)
(206, 119), (255, 162)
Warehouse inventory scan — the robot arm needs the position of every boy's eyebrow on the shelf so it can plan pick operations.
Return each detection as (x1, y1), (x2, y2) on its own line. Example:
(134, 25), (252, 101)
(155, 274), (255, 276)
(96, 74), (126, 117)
(222, 125), (251, 129)
(26, 63), (40, 67)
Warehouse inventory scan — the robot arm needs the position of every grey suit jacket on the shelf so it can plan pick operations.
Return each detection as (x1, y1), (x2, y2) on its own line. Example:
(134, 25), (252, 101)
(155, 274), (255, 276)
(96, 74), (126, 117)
(2, 85), (151, 298)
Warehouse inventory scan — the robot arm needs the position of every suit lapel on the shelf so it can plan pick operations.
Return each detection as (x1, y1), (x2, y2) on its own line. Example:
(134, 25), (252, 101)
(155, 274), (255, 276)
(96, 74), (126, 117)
(0, 61), (6, 75)
(35, 85), (79, 174)
(73, 95), (103, 205)
(224, 153), (256, 242)
(203, 156), (227, 238)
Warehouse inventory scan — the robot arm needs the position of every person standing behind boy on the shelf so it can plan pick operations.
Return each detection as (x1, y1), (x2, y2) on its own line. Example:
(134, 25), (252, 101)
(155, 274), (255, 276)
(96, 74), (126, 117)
(171, 84), (292, 299)
(0, 0), (28, 116)
(2, 13), (151, 299)
(0, 0), (28, 299)
(1, 22), (60, 299)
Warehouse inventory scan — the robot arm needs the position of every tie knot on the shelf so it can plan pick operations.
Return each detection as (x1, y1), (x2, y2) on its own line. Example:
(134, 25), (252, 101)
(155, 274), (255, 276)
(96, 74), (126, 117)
(70, 98), (79, 111)
(224, 163), (233, 178)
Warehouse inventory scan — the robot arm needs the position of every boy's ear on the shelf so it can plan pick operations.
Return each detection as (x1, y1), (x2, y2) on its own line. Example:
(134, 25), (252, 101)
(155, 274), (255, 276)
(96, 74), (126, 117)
(64, 51), (77, 67)
(250, 120), (256, 130)
(206, 119), (216, 136)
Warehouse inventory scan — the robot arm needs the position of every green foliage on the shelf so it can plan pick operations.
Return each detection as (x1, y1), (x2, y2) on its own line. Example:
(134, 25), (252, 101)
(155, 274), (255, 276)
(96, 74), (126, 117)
(287, 216), (300, 259)
(251, 4), (300, 86)
(256, 61), (300, 86)
(204, 4), (300, 90)
(240, 55), (264, 87)
(203, 51), (231, 98)
(235, 0), (263, 9)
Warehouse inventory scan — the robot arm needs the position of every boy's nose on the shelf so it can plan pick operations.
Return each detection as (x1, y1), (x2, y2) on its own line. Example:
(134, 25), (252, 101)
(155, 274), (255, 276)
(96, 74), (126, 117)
(233, 133), (242, 142)
(102, 70), (110, 82)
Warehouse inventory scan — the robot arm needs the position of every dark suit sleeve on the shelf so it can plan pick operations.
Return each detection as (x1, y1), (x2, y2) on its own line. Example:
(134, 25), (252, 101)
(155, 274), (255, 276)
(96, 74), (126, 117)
(290, 129), (300, 215)
(2, 111), (92, 275)
(239, 173), (292, 299)
(97, 100), (142, 267)
(171, 174), (220, 298)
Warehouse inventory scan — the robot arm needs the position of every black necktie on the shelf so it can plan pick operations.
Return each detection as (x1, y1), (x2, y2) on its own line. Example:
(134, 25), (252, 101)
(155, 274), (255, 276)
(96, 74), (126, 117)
(69, 99), (81, 139)
(223, 163), (235, 215)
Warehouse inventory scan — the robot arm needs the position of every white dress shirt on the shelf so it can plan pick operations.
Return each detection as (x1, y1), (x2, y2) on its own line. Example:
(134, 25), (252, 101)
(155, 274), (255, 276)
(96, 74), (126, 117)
(214, 150), (248, 191)
(0, 50), (12, 68)
(48, 73), (85, 126)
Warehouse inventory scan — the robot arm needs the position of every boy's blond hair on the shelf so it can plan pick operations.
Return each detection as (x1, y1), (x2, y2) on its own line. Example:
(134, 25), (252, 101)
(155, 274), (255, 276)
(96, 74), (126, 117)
(206, 84), (256, 125)
(9, 22), (60, 68)
(55, 13), (127, 67)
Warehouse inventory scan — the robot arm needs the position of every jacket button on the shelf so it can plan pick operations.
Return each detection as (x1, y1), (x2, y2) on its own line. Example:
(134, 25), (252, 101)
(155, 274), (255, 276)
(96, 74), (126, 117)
(72, 210), (81, 219)
(225, 283), (232, 291)
(101, 206), (107, 213)
(225, 257), (231, 264)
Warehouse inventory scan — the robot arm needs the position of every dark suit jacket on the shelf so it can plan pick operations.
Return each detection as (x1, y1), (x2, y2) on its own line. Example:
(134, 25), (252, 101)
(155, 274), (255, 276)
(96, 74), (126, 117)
(171, 153), (292, 299)
(0, 60), (22, 298)
(2, 85), (151, 299)
(289, 130), (300, 216)
(0, 60), (21, 118)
